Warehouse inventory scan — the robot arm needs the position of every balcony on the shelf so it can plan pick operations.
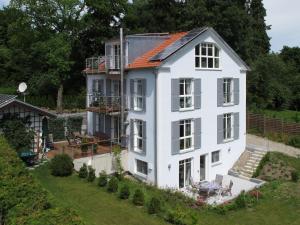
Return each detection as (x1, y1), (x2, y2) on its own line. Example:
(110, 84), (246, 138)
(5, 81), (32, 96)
(85, 55), (121, 75)
(87, 94), (128, 114)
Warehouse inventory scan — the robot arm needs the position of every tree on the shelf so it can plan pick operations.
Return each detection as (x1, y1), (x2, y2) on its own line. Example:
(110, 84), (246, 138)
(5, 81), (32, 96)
(10, 0), (85, 112)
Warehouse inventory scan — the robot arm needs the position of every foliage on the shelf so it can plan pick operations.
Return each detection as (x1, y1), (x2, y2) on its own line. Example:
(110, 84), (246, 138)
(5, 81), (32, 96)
(165, 208), (198, 225)
(67, 116), (83, 133)
(87, 166), (96, 182)
(50, 154), (73, 177)
(132, 189), (145, 206)
(147, 197), (161, 214)
(112, 145), (124, 180)
(48, 118), (65, 141)
(107, 176), (119, 193)
(98, 170), (108, 187)
(119, 184), (130, 199)
(0, 136), (84, 225)
(287, 136), (300, 148)
(253, 152), (271, 177)
(291, 170), (299, 182)
(78, 163), (88, 179)
(0, 114), (34, 152)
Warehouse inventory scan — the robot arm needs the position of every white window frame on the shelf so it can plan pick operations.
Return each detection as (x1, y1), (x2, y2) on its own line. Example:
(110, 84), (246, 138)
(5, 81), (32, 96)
(195, 43), (220, 69)
(179, 119), (194, 151)
(223, 78), (234, 105)
(223, 113), (233, 141)
(134, 120), (143, 153)
(179, 79), (194, 110)
(211, 150), (221, 165)
(133, 80), (144, 111)
(179, 158), (192, 188)
(136, 159), (148, 176)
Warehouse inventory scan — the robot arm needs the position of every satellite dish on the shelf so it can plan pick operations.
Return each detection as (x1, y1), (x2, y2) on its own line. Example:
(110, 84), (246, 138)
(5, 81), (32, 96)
(18, 82), (27, 93)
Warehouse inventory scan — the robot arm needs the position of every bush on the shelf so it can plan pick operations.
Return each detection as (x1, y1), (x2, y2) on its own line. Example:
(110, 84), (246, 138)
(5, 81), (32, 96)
(234, 191), (247, 208)
(87, 166), (96, 182)
(50, 154), (73, 177)
(165, 208), (198, 225)
(98, 171), (108, 187)
(107, 177), (119, 193)
(48, 118), (66, 141)
(67, 116), (83, 133)
(78, 163), (88, 178)
(119, 184), (130, 199)
(291, 170), (299, 182)
(147, 197), (161, 214)
(253, 152), (271, 177)
(287, 136), (300, 148)
(132, 189), (145, 206)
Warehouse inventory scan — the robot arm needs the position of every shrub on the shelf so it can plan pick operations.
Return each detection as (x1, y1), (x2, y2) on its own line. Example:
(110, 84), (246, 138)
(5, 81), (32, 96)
(253, 152), (271, 177)
(50, 154), (73, 177)
(87, 166), (96, 182)
(98, 171), (108, 187)
(119, 184), (130, 199)
(67, 116), (83, 133)
(287, 136), (300, 148)
(107, 177), (119, 193)
(235, 191), (247, 208)
(291, 170), (299, 182)
(132, 189), (145, 206)
(165, 208), (197, 225)
(78, 163), (88, 178)
(147, 197), (161, 214)
(48, 118), (66, 141)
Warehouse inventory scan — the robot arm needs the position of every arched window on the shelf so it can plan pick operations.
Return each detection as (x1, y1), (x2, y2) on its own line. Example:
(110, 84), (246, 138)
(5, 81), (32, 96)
(195, 43), (220, 69)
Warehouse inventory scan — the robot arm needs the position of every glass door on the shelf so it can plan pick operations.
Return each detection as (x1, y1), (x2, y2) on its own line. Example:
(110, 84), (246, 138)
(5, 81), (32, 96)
(200, 155), (206, 181)
(112, 117), (120, 144)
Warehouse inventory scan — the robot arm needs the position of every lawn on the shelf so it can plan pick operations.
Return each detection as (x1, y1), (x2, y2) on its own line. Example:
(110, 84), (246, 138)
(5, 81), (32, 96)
(32, 156), (300, 225)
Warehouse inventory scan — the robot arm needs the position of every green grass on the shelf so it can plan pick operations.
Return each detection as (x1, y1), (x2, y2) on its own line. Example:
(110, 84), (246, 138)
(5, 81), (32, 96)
(32, 162), (300, 225)
(252, 109), (300, 123)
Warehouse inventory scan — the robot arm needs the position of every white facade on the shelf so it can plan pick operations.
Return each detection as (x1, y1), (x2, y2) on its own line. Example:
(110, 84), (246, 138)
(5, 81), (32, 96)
(85, 28), (248, 189)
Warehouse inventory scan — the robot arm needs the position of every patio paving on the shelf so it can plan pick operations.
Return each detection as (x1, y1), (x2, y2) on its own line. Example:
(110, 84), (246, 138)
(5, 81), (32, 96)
(182, 174), (265, 205)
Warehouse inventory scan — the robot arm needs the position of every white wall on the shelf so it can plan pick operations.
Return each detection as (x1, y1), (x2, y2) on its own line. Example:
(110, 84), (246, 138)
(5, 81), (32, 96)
(155, 32), (247, 188)
(74, 150), (128, 176)
(126, 69), (157, 184)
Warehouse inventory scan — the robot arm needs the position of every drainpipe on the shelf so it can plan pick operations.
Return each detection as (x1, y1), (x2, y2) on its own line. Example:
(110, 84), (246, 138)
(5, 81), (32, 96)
(120, 28), (125, 140)
(154, 69), (158, 186)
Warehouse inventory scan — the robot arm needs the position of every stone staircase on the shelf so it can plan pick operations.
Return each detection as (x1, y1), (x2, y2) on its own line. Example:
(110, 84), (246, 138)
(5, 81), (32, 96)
(231, 148), (267, 178)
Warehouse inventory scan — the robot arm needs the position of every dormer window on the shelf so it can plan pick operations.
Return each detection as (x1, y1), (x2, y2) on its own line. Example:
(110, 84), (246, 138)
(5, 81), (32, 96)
(195, 43), (220, 69)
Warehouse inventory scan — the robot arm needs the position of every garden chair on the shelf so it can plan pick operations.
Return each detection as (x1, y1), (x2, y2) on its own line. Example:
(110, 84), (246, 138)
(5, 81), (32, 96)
(214, 174), (223, 186)
(222, 180), (233, 196)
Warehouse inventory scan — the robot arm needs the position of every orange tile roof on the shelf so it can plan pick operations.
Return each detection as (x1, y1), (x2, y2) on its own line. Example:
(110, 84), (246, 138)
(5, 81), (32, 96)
(127, 32), (188, 70)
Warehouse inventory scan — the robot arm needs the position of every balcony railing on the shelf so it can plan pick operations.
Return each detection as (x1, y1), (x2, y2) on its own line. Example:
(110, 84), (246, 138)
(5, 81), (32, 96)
(85, 55), (121, 74)
(87, 94), (128, 114)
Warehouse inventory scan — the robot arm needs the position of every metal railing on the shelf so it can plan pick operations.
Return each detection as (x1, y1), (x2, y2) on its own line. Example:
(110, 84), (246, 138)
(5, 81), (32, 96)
(87, 94), (128, 113)
(85, 55), (120, 73)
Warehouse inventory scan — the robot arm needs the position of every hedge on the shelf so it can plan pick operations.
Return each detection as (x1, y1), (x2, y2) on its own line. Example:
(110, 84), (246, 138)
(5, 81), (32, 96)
(48, 118), (66, 141)
(67, 116), (83, 134)
(0, 136), (84, 225)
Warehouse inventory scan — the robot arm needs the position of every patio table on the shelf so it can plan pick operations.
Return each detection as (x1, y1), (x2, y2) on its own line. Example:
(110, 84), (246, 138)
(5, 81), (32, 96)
(199, 181), (221, 195)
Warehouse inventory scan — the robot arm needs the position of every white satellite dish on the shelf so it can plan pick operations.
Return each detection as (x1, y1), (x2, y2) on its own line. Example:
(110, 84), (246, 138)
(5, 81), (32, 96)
(18, 82), (27, 93)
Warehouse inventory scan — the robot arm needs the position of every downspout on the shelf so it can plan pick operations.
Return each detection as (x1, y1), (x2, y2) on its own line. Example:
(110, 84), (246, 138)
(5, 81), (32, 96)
(154, 68), (158, 186)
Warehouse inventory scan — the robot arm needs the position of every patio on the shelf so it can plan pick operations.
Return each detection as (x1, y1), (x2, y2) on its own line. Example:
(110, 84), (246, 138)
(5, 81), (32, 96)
(181, 174), (265, 205)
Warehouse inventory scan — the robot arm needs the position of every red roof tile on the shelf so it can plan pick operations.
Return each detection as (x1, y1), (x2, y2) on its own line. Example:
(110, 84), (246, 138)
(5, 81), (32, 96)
(127, 32), (188, 70)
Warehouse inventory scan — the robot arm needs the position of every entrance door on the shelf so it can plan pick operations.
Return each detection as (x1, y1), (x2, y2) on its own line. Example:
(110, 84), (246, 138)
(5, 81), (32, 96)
(200, 155), (207, 181)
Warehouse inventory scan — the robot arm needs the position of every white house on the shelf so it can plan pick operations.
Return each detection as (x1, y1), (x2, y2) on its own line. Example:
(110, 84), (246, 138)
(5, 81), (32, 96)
(84, 27), (250, 189)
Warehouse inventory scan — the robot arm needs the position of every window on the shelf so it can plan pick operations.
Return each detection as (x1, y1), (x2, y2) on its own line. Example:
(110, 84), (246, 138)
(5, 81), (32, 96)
(223, 113), (233, 140)
(179, 119), (193, 151)
(179, 79), (193, 109)
(195, 43), (220, 69)
(223, 78), (233, 104)
(134, 120), (143, 152)
(211, 150), (220, 164)
(113, 44), (120, 69)
(179, 158), (192, 188)
(133, 80), (144, 111)
(136, 159), (148, 175)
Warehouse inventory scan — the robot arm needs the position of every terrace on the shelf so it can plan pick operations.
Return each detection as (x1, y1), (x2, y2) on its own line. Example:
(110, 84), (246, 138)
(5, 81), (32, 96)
(87, 94), (128, 114)
(85, 56), (121, 75)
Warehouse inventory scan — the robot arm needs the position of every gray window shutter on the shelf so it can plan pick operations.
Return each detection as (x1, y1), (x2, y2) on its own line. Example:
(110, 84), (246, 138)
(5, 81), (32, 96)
(105, 116), (111, 137)
(234, 112), (240, 140)
(171, 121), (180, 155)
(130, 79), (134, 110)
(99, 80), (104, 95)
(130, 119), (134, 151)
(234, 78), (239, 105)
(194, 79), (201, 109)
(106, 79), (111, 96)
(105, 44), (111, 69)
(217, 114), (224, 144)
(171, 79), (180, 112)
(194, 118), (201, 149)
(142, 79), (147, 112)
(142, 120), (146, 154)
(217, 78), (224, 107)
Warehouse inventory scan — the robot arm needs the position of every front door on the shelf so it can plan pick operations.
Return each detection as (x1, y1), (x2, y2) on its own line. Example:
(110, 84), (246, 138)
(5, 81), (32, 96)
(200, 155), (207, 181)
